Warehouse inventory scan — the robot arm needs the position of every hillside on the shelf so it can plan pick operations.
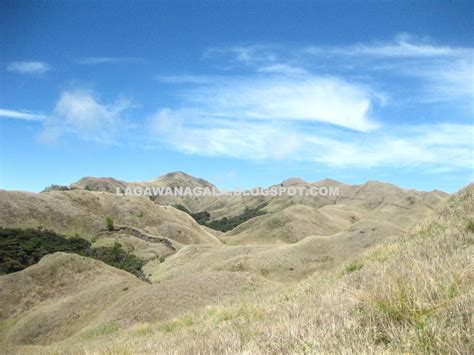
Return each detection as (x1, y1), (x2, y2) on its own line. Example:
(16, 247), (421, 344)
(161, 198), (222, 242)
(62, 171), (221, 213)
(1, 183), (468, 354)
(42, 173), (448, 247)
(0, 189), (221, 265)
(144, 218), (404, 283)
(218, 180), (446, 245)
(0, 252), (267, 349)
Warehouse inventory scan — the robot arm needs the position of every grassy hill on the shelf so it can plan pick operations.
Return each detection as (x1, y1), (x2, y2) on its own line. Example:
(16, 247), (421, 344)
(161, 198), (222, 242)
(0, 183), (471, 353)
(0, 252), (268, 350)
(49, 174), (448, 245)
(0, 189), (221, 244)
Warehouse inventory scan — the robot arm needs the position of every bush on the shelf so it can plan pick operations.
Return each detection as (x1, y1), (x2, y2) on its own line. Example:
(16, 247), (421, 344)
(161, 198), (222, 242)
(191, 211), (211, 225)
(106, 217), (114, 231)
(173, 202), (268, 232)
(206, 203), (268, 232)
(41, 184), (71, 192)
(0, 227), (145, 279)
(174, 205), (211, 225)
(90, 242), (145, 278)
(174, 204), (191, 214)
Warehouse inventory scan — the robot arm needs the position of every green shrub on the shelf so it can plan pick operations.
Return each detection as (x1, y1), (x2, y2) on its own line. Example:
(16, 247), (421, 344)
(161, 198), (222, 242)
(174, 204), (191, 214)
(90, 242), (145, 278)
(173, 202), (268, 232)
(191, 211), (211, 225)
(174, 205), (211, 225)
(106, 217), (114, 231)
(0, 227), (145, 279)
(206, 203), (268, 232)
(344, 261), (364, 274)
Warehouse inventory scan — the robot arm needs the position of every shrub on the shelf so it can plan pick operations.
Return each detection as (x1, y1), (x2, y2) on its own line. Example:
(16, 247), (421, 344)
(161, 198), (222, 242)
(343, 261), (364, 274)
(90, 242), (145, 279)
(191, 211), (211, 225)
(174, 203), (268, 232)
(206, 203), (268, 232)
(106, 217), (114, 231)
(174, 204), (191, 214)
(0, 227), (145, 279)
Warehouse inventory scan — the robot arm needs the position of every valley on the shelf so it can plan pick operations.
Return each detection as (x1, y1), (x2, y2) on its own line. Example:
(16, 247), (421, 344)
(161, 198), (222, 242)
(1, 172), (470, 353)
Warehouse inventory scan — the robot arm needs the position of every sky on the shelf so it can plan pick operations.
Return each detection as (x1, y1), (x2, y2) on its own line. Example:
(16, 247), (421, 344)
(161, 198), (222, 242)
(0, 1), (473, 193)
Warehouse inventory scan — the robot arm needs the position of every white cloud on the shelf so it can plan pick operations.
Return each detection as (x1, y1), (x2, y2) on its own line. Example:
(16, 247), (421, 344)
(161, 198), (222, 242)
(38, 90), (130, 144)
(190, 76), (379, 131)
(76, 57), (142, 64)
(0, 109), (47, 121)
(156, 74), (213, 84)
(309, 124), (473, 169)
(7, 61), (50, 74)
(148, 36), (472, 169)
(256, 63), (308, 76)
(305, 34), (471, 58)
(150, 110), (473, 171)
(412, 60), (474, 103)
(201, 38), (472, 114)
(205, 45), (278, 66)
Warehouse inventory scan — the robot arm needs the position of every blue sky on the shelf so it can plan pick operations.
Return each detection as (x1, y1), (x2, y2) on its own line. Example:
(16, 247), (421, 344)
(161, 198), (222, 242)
(1, 1), (473, 193)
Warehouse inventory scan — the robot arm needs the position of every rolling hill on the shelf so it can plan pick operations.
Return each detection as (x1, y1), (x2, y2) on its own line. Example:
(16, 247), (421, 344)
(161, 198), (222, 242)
(0, 181), (470, 354)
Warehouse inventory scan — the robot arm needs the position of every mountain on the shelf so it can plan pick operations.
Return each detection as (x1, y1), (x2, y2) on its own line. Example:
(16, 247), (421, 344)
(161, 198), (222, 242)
(22, 174), (450, 250)
(46, 171), (220, 213)
(0, 182), (470, 353)
(217, 179), (447, 245)
(0, 189), (221, 264)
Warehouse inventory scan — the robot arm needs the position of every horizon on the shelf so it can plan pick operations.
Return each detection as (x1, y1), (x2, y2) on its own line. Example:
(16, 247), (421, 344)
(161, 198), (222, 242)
(1, 1), (473, 193)
(17, 170), (457, 194)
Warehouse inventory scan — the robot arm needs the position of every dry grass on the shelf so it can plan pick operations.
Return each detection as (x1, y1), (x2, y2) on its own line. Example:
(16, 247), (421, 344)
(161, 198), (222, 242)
(0, 253), (267, 352)
(144, 217), (403, 283)
(219, 180), (447, 245)
(0, 189), (221, 247)
(7, 184), (470, 354)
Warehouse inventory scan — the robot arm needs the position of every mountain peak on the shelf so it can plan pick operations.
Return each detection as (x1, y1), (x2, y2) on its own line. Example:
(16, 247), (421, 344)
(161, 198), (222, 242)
(280, 177), (307, 186)
(153, 171), (217, 189)
(315, 178), (344, 186)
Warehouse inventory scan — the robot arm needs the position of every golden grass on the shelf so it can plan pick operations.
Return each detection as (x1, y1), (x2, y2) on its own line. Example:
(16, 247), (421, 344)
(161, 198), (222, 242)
(10, 184), (470, 354)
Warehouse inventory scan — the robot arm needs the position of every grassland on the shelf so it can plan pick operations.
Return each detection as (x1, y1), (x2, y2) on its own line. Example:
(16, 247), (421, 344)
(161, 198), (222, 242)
(1, 183), (471, 354)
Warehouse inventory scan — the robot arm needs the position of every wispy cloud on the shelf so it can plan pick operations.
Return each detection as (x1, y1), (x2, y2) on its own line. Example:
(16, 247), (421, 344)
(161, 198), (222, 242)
(6, 61), (50, 74)
(156, 74), (213, 84)
(146, 35), (473, 171)
(76, 57), (143, 64)
(5, 35), (472, 176)
(150, 110), (473, 171)
(0, 109), (48, 121)
(204, 45), (278, 66)
(407, 59), (474, 103)
(206, 35), (473, 107)
(178, 75), (380, 131)
(38, 89), (131, 144)
(256, 63), (308, 76)
(305, 34), (472, 58)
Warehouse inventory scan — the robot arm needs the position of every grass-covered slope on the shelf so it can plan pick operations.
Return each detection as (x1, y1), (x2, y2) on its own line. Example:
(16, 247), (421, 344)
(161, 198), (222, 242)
(0, 189), (221, 246)
(144, 218), (403, 283)
(0, 228), (146, 278)
(0, 253), (267, 351)
(19, 183), (470, 354)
